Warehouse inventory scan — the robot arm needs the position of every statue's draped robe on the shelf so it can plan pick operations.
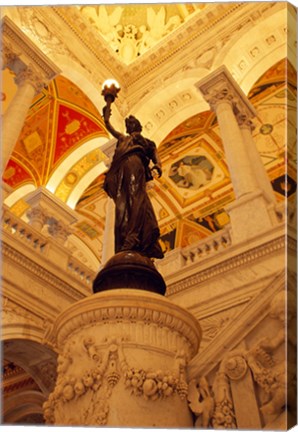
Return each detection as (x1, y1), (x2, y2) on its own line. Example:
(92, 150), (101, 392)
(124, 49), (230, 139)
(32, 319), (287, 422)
(103, 132), (164, 259)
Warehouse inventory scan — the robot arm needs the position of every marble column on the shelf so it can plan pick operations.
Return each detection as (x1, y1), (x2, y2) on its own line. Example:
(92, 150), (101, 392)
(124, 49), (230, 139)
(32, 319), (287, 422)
(2, 16), (61, 172)
(197, 71), (259, 199)
(196, 67), (275, 243)
(43, 289), (202, 428)
(238, 116), (276, 205)
(2, 66), (45, 171)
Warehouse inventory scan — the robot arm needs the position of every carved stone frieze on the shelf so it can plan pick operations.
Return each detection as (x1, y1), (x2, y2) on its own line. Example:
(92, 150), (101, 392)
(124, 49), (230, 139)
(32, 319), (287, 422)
(223, 354), (248, 381)
(246, 289), (296, 419)
(188, 368), (237, 429)
(47, 219), (72, 244)
(212, 369), (237, 429)
(188, 285), (293, 429)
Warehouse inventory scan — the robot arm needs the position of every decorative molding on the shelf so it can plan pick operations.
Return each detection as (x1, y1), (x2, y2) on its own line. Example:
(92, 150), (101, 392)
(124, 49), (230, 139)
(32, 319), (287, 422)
(44, 337), (189, 425)
(1, 16), (60, 80)
(167, 234), (285, 296)
(52, 289), (202, 358)
(14, 64), (46, 93)
(2, 241), (89, 302)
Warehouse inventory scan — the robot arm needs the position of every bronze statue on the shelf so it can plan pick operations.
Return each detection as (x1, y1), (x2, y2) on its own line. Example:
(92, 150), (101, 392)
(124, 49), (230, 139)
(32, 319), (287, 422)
(102, 104), (164, 259)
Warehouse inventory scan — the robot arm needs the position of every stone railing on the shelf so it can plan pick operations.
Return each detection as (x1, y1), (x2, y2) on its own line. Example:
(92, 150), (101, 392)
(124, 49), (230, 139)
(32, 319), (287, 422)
(2, 208), (49, 255)
(67, 257), (95, 286)
(156, 227), (232, 278)
(181, 228), (232, 265)
(2, 207), (95, 289)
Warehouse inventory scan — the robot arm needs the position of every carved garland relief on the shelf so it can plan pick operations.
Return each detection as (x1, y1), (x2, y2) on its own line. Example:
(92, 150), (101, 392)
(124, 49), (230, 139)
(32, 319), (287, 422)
(43, 336), (189, 426)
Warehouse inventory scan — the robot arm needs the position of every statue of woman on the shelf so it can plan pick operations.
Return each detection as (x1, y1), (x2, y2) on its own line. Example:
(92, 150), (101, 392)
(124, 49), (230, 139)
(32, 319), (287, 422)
(102, 105), (164, 259)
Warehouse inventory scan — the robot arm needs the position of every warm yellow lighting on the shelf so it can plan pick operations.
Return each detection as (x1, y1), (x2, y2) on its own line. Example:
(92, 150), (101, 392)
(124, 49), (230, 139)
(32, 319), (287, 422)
(102, 79), (120, 90)
(101, 79), (121, 103)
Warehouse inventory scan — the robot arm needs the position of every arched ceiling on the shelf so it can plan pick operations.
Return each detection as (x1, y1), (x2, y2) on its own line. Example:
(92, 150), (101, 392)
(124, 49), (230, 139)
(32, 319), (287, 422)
(75, 59), (296, 258)
(3, 75), (108, 191)
(2, 3), (296, 270)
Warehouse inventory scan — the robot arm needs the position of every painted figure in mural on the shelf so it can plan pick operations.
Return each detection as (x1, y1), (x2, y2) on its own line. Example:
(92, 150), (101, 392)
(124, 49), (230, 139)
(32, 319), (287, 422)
(102, 104), (164, 259)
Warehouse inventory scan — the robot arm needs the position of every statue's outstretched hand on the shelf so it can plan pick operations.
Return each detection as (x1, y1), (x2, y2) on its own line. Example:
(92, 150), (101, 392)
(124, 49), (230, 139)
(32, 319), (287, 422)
(102, 105), (111, 121)
(152, 164), (162, 178)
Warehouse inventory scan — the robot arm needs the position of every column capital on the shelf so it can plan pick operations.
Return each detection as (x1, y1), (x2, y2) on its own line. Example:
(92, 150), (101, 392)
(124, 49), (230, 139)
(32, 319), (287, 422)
(2, 45), (20, 70)
(14, 64), (48, 94)
(47, 219), (72, 244)
(235, 112), (256, 132)
(27, 206), (48, 223)
(195, 66), (257, 120)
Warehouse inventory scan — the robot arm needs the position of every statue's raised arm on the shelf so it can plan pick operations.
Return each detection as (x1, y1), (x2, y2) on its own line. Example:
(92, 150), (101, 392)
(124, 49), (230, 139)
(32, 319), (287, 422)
(102, 104), (122, 140)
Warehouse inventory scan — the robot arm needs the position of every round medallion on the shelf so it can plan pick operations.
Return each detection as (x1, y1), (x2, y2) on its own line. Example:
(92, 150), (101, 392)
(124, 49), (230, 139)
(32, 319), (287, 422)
(224, 355), (247, 380)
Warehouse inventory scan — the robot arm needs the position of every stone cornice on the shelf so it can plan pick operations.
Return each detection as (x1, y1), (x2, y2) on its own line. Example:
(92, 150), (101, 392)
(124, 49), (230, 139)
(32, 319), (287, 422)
(2, 241), (89, 303)
(166, 234), (285, 296)
(1, 16), (61, 81)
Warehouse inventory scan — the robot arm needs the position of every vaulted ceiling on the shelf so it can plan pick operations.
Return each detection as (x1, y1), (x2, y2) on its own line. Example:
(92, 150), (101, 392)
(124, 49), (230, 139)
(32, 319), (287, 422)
(1, 2), (297, 270)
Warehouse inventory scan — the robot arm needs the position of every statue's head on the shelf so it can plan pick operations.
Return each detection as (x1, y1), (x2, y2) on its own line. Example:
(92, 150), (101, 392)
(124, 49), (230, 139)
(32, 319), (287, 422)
(125, 115), (142, 134)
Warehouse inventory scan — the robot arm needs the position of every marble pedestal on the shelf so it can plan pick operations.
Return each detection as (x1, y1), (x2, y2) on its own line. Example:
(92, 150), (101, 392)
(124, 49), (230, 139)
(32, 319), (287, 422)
(43, 289), (202, 427)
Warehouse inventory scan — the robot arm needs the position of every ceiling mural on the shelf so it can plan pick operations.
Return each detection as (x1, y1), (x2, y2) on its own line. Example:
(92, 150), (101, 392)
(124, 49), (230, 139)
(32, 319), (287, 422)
(2, 56), (296, 263)
(3, 75), (108, 190)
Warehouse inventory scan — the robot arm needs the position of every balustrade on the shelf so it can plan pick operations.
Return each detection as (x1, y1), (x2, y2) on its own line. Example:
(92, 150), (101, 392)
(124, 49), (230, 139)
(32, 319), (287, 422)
(2, 209), (48, 255)
(67, 258), (95, 286)
(181, 229), (232, 265)
(2, 207), (95, 288)
(156, 227), (232, 278)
